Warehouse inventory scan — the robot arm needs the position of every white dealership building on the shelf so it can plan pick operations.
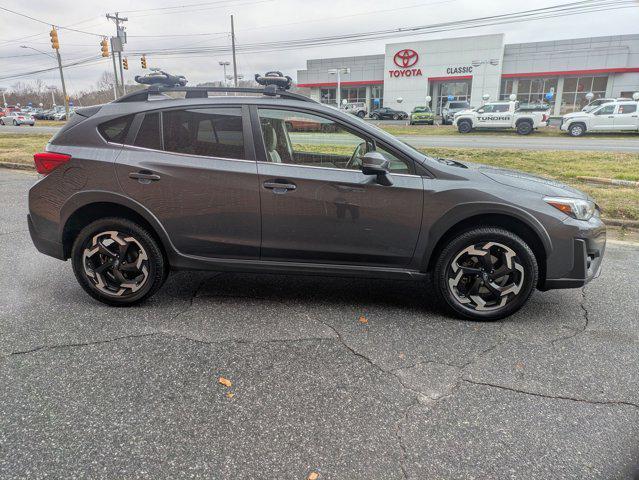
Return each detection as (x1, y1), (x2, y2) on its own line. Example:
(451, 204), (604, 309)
(296, 33), (639, 116)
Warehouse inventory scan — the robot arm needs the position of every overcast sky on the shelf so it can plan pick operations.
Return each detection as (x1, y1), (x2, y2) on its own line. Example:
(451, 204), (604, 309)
(1, 0), (638, 93)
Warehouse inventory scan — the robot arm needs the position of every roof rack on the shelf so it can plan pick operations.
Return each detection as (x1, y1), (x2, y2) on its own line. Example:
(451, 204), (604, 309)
(113, 85), (317, 104)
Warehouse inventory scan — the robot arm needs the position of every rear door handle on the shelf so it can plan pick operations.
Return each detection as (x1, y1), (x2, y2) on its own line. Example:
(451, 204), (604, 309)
(129, 170), (161, 183)
(263, 181), (296, 192)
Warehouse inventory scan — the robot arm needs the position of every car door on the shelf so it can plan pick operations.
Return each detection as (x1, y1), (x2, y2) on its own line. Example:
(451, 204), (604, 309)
(589, 104), (617, 130)
(251, 106), (424, 267)
(613, 103), (638, 130)
(114, 106), (261, 259)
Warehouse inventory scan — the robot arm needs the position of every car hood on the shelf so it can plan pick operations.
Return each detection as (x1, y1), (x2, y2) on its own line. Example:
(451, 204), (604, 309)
(461, 162), (588, 198)
(563, 111), (590, 120)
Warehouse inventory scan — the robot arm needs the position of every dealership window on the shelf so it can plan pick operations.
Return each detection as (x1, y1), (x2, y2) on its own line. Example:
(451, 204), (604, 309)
(341, 86), (366, 104)
(435, 81), (471, 114)
(499, 79), (514, 100)
(370, 85), (383, 109)
(560, 76), (608, 114)
(514, 77), (558, 107)
(320, 88), (336, 106)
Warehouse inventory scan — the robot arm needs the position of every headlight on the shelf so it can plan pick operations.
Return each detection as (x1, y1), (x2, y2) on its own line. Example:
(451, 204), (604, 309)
(544, 196), (596, 220)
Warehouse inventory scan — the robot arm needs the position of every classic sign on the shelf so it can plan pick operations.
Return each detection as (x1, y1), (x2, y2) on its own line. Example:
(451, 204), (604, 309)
(446, 66), (474, 75)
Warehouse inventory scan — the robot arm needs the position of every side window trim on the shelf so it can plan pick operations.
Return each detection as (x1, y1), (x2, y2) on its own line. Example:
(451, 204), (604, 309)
(252, 105), (416, 175)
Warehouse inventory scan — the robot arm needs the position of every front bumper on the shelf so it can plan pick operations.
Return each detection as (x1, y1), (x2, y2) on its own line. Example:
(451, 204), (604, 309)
(411, 117), (434, 124)
(541, 219), (606, 290)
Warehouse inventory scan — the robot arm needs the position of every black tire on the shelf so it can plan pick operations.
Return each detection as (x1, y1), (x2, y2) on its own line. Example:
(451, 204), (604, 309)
(568, 122), (586, 137)
(457, 120), (472, 133)
(357, 110), (366, 118)
(370, 114), (378, 120)
(393, 114), (399, 120)
(433, 227), (538, 321)
(516, 120), (533, 135)
(71, 217), (167, 307)
(13, 120), (17, 126)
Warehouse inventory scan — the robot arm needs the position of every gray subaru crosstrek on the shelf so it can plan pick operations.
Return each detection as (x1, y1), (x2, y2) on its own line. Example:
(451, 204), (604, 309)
(27, 80), (606, 320)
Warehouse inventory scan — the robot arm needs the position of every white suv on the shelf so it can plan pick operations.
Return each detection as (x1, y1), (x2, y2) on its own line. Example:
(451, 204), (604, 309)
(561, 100), (639, 136)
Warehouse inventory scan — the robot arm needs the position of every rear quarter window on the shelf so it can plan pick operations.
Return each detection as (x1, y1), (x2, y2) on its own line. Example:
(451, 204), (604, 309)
(98, 115), (134, 143)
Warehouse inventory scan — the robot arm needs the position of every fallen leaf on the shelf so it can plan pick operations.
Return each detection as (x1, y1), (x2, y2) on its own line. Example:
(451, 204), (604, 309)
(398, 352), (406, 360)
(226, 392), (235, 399)
(218, 376), (232, 387)
(358, 316), (368, 324)
(515, 362), (525, 370)
(307, 472), (320, 480)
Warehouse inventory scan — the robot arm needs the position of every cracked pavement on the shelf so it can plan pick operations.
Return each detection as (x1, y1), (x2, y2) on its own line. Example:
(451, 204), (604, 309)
(1, 169), (638, 479)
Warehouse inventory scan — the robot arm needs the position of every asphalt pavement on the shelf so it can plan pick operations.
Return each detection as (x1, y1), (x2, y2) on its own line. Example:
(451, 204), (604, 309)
(5, 123), (639, 152)
(1, 169), (638, 479)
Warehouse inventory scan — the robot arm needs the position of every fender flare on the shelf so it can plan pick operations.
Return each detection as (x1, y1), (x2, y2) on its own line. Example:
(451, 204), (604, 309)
(420, 201), (553, 270)
(59, 190), (180, 259)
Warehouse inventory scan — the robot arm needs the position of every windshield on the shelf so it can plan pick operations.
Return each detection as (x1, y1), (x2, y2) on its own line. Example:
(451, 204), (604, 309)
(449, 102), (469, 109)
(413, 107), (431, 113)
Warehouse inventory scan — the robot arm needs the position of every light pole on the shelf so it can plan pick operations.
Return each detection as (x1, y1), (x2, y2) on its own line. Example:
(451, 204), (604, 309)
(219, 61), (230, 86)
(329, 67), (350, 108)
(0, 87), (6, 107)
(20, 44), (55, 59)
(47, 86), (57, 108)
(471, 58), (499, 104)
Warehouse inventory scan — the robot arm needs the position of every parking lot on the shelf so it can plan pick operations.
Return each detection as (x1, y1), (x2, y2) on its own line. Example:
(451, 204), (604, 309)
(1, 168), (638, 478)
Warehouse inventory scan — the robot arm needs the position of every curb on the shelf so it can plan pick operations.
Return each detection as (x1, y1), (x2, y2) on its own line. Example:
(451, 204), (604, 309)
(602, 218), (639, 228)
(0, 161), (34, 171)
(577, 176), (639, 187)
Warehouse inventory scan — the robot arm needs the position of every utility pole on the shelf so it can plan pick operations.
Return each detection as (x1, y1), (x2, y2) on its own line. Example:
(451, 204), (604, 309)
(49, 28), (69, 117)
(230, 15), (238, 87)
(107, 12), (128, 96)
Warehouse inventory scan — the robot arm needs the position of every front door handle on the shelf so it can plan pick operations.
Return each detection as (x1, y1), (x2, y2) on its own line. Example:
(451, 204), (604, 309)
(129, 170), (161, 183)
(263, 181), (296, 193)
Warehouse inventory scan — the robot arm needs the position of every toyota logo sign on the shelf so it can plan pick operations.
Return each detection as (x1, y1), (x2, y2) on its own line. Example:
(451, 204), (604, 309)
(393, 49), (419, 68)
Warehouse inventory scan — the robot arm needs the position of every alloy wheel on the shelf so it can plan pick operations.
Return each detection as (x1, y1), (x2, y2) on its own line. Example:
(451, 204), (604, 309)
(82, 231), (149, 297)
(447, 242), (525, 311)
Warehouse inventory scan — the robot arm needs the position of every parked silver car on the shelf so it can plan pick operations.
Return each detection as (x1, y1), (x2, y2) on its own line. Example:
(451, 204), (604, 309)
(0, 111), (35, 126)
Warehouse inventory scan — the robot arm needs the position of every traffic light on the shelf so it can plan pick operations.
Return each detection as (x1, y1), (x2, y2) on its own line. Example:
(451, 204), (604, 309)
(100, 38), (109, 58)
(122, 57), (128, 70)
(50, 29), (59, 50)
(140, 55), (147, 69)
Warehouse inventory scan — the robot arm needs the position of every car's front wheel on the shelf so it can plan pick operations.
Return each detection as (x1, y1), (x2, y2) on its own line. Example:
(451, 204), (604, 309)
(71, 217), (167, 306)
(433, 227), (538, 320)
(457, 120), (472, 133)
(516, 120), (533, 135)
(568, 123), (586, 137)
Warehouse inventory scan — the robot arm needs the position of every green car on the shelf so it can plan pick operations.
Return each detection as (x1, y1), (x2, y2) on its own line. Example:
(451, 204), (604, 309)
(410, 106), (434, 125)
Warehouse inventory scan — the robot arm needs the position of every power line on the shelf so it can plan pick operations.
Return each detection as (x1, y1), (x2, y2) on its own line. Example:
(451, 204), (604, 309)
(0, 7), (107, 37)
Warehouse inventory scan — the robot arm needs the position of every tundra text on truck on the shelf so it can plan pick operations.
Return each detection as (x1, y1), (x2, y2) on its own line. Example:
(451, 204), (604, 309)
(453, 101), (550, 135)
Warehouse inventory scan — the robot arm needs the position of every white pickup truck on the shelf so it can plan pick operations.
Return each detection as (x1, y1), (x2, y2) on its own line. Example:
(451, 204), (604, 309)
(561, 99), (639, 136)
(453, 101), (550, 135)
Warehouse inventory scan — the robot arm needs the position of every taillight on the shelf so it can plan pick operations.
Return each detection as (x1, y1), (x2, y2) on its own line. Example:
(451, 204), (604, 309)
(33, 152), (71, 175)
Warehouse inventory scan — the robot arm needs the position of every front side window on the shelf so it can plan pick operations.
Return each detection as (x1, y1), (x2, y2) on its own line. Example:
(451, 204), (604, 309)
(257, 108), (411, 174)
(162, 107), (245, 159)
(594, 105), (616, 115)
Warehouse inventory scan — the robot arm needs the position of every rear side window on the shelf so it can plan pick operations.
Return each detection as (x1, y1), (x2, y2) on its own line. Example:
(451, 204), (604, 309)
(98, 115), (134, 143)
(162, 107), (245, 159)
(134, 112), (162, 150)
(618, 104), (637, 114)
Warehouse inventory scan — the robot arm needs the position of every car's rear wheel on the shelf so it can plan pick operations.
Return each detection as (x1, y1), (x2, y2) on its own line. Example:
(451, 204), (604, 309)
(516, 120), (533, 135)
(457, 120), (472, 133)
(568, 123), (586, 137)
(357, 110), (366, 118)
(71, 218), (167, 306)
(393, 114), (399, 120)
(433, 227), (538, 320)
(370, 114), (378, 120)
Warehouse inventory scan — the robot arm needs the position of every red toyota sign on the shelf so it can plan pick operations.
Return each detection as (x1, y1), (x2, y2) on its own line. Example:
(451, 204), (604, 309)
(389, 49), (422, 78)
(393, 49), (419, 68)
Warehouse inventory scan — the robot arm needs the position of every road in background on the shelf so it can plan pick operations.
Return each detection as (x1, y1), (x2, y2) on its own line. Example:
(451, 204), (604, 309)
(5, 124), (639, 152)
(1, 169), (638, 479)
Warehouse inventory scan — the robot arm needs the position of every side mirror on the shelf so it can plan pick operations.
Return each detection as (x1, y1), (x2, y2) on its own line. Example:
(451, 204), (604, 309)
(361, 151), (392, 186)
(477, 109), (485, 114)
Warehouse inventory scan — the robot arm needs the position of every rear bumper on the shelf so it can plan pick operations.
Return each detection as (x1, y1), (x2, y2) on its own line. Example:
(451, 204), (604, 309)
(540, 226), (606, 290)
(28, 214), (65, 260)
